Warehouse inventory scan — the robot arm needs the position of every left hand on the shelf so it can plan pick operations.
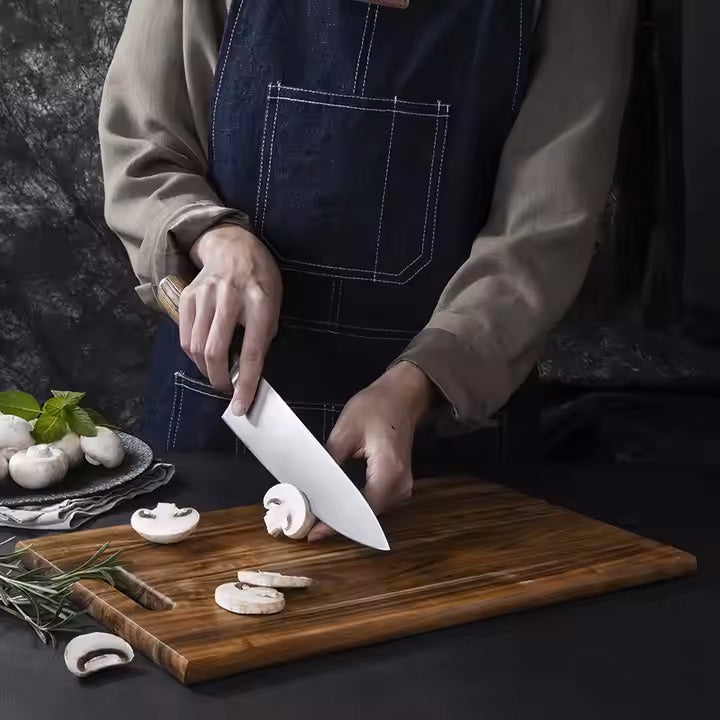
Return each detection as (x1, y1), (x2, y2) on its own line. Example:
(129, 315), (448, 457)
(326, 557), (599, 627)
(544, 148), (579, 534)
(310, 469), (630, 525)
(307, 361), (435, 542)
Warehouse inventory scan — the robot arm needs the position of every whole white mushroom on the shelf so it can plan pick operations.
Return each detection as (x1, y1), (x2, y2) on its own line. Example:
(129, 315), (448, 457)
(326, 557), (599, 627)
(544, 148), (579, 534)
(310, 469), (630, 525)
(50, 432), (84, 468)
(0, 415), (34, 461)
(80, 427), (124, 468)
(0, 454), (8, 482)
(8, 444), (69, 489)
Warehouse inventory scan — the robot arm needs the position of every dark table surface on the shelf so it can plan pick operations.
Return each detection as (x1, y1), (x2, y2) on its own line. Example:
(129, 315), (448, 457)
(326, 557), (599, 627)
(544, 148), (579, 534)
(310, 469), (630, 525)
(0, 454), (716, 720)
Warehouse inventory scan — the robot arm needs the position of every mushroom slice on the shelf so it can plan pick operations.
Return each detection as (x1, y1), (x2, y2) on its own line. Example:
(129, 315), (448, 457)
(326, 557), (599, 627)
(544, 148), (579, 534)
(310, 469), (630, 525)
(262, 483), (316, 540)
(50, 432), (84, 468)
(237, 569), (314, 588)
(64, 632), (134, 678)
(80, 426), (125, 468)
(215, 583), (285, 615)
(8, 444), (69, 489)
(130, 502), (200, 544)
(0, 415), (34, 461)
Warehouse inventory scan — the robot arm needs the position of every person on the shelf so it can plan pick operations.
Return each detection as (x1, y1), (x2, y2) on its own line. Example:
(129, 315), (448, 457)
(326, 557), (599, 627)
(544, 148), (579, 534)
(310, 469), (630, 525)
(100, 0), (636, 537)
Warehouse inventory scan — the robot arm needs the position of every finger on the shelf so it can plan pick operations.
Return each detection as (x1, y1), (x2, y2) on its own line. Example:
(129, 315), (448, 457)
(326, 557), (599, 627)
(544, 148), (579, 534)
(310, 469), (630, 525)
(325, 420), (359, 467)
(189, 287), (215, 379)
(231, 301), (276, 415)
(307, 521), (336, 543)
(205, 283), (239, 393)
(363, 443), (413, 517)
(178, 293), (196, 360)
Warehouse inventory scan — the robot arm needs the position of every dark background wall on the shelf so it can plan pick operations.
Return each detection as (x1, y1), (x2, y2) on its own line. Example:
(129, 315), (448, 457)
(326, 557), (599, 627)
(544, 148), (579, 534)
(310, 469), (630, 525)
(0, 0), (718, 435)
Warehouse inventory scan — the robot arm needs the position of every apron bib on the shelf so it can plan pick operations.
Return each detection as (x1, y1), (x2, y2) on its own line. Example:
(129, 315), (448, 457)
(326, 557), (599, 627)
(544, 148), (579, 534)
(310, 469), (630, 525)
(143, 0), (532, 455)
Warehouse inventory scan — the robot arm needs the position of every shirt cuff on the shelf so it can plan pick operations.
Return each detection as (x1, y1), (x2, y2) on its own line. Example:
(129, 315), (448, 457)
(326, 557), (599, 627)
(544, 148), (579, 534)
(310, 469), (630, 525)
(393, 328), (515, 431)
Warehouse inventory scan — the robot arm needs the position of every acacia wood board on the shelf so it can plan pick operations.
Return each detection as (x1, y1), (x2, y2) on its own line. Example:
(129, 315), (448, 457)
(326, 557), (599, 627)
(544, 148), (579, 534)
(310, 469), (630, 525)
(17, 477), (696, 684)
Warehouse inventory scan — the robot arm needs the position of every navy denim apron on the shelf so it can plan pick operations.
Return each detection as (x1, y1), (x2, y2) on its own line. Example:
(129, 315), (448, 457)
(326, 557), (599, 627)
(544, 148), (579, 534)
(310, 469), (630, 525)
(143, 0), (532, 470)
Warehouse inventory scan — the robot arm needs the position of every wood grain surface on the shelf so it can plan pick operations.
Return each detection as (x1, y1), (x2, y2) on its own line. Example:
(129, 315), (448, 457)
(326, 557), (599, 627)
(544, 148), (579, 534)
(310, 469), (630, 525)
(17, 478), (696, 684)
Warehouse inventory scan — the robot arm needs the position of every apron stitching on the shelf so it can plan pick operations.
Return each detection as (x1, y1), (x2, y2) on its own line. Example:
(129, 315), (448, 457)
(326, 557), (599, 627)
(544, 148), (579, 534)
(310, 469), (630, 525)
(352, 4), (372, 94)
(176, 370), (224, 390)
(282, 315), (415, 334)
(172, 384), (185, 449)
(278, 84), (446, 108)
(271, 96), (446, 119)
(336, 280), (343, 322)
(361, 6), (380, 96)
(260, 83), (281, 236)
(322, 405), (327, 443)
(420, 102), (441, 259)
(175, 382), (228, 401)
(284, 323), (416, 341)
(328, 279), (336, 323)
(166, 374), (180, 451)
(211, 0), (246, 161)
(511, 0), (524, 113)
(255, 83), (274, 225)
(430, 115), (450, 258)
(374, 95), (397, 279)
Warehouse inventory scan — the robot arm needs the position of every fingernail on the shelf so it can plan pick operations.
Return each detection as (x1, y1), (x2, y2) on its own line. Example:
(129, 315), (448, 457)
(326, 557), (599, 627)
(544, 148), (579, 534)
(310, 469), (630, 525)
(231, 401), (246, 416)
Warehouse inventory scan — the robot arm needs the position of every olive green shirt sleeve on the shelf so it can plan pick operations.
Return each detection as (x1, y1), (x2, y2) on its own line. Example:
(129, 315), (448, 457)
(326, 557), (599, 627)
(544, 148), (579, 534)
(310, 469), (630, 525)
(397, 0), (637, 425)
(100, 0), (635, 423)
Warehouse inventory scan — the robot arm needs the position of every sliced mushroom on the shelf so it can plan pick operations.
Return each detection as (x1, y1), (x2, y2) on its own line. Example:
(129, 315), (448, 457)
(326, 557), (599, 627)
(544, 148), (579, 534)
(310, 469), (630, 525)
(262, 483), (316, 540)
(50, 432), (84, 468)
(64, 632), (134, 678)
(130, 502), (200, 544)
(0, 415), (34, 461)
(8, 444), (69, 489)
(236, 569), (314, 588)
(80, 426), (124, 468)
(215, 583), (285, 615)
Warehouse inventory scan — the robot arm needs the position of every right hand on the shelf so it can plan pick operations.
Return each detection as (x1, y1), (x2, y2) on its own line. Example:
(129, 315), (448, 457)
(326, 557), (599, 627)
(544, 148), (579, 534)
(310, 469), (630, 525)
(180, 223), (282, 415)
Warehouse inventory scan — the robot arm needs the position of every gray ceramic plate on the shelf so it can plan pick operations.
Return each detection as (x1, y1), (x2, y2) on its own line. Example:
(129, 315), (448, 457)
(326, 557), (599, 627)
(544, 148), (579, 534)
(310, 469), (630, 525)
(0, 432), (154, 507)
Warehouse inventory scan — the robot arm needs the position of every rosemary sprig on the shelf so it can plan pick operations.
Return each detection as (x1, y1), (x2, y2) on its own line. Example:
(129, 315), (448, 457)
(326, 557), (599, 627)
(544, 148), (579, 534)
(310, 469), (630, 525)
(0, 537), (123, 646)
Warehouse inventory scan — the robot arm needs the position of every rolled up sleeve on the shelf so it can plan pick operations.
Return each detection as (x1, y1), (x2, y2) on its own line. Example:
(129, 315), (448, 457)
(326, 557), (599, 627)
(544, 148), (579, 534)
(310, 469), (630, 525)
(397, 0), (637, 425)
(99, 0), (245, 309)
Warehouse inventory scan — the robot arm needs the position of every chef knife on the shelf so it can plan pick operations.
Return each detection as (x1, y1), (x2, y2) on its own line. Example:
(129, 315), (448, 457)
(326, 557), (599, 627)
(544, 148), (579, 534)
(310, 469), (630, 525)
(155, 275), (390, 552)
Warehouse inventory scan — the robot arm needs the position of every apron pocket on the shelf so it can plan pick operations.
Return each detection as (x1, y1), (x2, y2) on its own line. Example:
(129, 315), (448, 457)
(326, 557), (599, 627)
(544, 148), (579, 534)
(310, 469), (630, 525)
(167, 372), (237, 454)
(255, 83), (450, 285)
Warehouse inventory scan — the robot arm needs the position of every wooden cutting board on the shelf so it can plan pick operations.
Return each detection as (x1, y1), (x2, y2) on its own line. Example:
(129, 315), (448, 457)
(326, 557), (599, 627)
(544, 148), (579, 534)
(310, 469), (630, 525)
(17, 477), (696, 684)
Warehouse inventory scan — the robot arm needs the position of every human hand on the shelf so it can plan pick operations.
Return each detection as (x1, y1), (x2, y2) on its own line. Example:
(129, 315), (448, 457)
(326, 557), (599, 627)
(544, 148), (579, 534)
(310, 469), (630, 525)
(180, 223), (282, 415)
(307, 361), (435, 542)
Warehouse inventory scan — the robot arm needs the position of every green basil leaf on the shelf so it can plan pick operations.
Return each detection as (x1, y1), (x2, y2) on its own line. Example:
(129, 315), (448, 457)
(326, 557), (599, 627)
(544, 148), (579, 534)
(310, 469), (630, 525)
(84, 409), (119, 431)
(65, 407), (97, 437)
(50, 390), (85, 406)
(42, 397), (68, 415)
(0, 391), (41, 420)
(33, 412), (68, 444)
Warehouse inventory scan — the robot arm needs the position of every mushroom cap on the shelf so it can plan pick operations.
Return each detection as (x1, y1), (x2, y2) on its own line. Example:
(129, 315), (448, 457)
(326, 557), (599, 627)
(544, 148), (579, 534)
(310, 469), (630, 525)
(262, 483), (316, 540)
(80, 426), (124, 468)
(64, 632), (134, 678)
(0, 415), (34, 460)
(130, 502), (200, 544)
(214, 583), (285, 615)
(8, 444), (69, 489)
(50, 432), (84, 468)
(236, 569), (314, 588)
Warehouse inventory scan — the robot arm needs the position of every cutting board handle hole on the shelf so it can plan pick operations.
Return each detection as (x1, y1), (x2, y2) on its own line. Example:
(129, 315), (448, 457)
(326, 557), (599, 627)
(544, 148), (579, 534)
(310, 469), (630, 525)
(113, 567), (175, 610)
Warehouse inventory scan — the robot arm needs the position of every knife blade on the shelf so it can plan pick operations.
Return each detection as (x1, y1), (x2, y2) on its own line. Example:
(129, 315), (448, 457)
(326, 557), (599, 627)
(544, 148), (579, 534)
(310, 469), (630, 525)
(155, 275), (390, 551)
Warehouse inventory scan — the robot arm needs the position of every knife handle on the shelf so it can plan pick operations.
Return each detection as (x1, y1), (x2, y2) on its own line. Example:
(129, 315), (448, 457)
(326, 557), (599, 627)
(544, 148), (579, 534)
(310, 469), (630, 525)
(156, 275), (242, 383)
(156, 275), (186, 325)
